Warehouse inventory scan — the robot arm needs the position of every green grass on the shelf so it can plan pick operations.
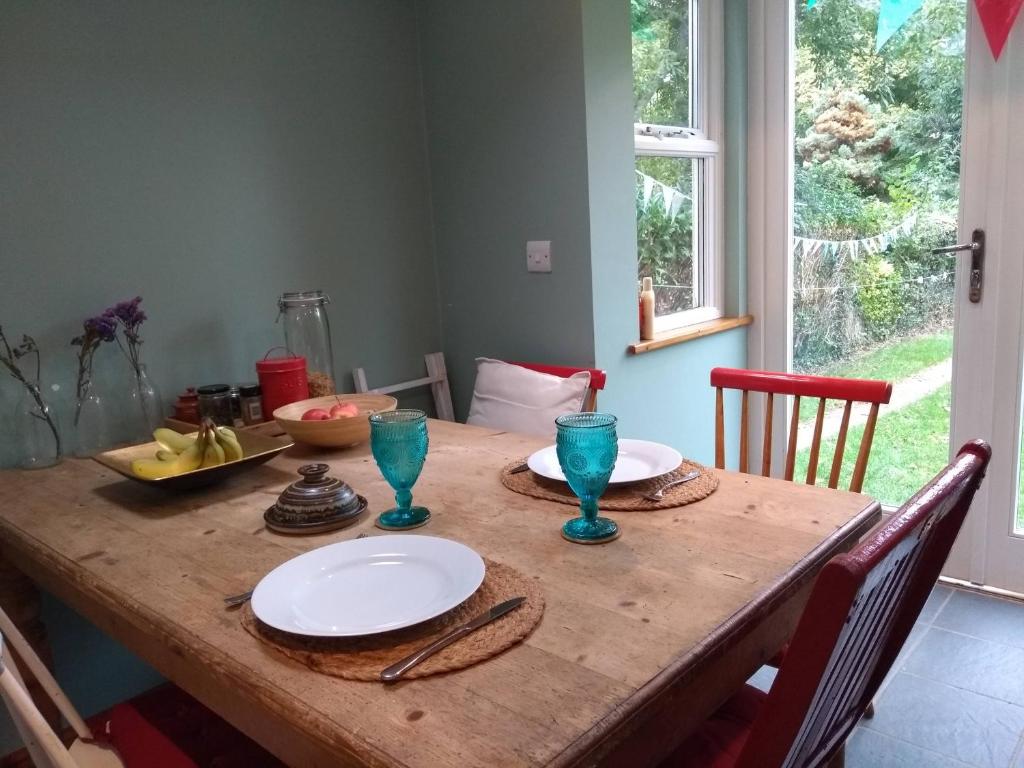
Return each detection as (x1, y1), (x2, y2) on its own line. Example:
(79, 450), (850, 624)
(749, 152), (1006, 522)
(795, 383), (952, 505)
(795, 381), (1024, 530)
(814, 332), (953, 383)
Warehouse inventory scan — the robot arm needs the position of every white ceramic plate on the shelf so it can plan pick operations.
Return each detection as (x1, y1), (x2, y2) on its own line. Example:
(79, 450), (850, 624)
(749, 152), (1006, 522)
(527, 438), (683, 486)
(250, 535), (485, 637)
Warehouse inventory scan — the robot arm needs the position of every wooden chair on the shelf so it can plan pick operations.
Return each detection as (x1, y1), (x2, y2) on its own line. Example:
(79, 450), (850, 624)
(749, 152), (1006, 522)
(0, 604), (281, 767)
(507, 362), (607, 411)
(711, 367), (893, 492)
(663, 440), (991, 768)
(353, 351), (455, 421)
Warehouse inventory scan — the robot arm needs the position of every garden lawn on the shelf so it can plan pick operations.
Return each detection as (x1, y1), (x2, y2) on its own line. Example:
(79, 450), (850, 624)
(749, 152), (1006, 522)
(795, 383), (952, 506)
(796, 382), (1024, 530)
(818, 332), (953, 381)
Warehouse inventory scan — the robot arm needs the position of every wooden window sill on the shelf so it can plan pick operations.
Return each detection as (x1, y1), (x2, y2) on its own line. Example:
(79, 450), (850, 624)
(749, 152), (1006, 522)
(628, 315), (753, 355)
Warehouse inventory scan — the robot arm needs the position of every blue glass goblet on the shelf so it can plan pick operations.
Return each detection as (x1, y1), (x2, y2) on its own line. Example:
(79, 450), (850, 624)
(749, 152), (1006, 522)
(370, 409), (430, 530)
(555, 413), (619, 544)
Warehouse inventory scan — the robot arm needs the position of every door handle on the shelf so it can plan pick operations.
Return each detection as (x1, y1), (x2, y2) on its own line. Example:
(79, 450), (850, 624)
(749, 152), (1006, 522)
(932, 229), (984, 303)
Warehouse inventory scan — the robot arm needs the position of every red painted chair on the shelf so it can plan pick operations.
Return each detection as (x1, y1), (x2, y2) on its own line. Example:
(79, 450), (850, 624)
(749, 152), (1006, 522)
(662, 440), (991, 768)
(711, 367), (893, 492)
(509, 362), (607, 412)
(0, 602), (281, 768)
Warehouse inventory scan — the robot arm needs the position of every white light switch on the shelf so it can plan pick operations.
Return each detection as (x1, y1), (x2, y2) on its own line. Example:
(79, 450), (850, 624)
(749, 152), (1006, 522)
(526, 241), (552, 273)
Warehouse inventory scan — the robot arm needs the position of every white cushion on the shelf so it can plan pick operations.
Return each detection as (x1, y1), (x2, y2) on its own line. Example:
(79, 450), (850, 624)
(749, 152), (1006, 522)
(466, 358), (591, 438)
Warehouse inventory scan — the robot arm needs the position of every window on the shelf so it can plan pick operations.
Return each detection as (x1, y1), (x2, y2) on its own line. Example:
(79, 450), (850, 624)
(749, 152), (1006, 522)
(632, 0), (723, 331)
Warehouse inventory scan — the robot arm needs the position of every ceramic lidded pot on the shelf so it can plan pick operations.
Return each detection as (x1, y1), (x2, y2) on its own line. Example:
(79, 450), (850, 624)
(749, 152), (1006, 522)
(264, 463), (366, 534)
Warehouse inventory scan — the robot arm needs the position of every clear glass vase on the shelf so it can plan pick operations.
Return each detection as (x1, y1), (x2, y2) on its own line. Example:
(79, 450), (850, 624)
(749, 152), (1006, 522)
(14, 387), (62, 469)
(125, 364), (164, 442)
(73, 345), (123, 457)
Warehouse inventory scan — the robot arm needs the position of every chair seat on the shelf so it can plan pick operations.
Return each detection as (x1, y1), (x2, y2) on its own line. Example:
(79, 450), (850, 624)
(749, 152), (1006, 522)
(86, 684), (282, 768)
(660, 685), (765, 768)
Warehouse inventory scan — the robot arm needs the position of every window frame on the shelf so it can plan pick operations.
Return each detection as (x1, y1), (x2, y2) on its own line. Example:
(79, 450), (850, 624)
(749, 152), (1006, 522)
(633, 0), (725, 331)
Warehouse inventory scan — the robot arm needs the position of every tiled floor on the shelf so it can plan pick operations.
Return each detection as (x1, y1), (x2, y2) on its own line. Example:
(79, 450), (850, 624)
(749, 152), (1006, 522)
(748, 585), (1024, 768)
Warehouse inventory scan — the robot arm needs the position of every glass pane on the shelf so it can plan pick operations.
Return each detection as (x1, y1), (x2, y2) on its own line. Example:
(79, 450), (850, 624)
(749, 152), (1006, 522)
(632, 0), (691, 127)
(790, 0), (965, 504)
(636, 156), (699, 315)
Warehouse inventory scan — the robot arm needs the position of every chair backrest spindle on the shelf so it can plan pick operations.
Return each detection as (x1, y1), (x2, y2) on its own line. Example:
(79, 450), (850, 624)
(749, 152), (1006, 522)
(739, 390), (750, 474)
(850, 403), (881, 493)
(784, 395), (800, 481)
(715, 387), (725, 470)
(762, 392), (774, 477)
(805, 398), (827, 485)
(828, 400), (854, 489)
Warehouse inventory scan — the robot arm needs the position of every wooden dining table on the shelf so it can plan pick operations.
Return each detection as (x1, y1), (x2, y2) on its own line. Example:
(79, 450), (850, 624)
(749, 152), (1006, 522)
(0, 419), (880, 768)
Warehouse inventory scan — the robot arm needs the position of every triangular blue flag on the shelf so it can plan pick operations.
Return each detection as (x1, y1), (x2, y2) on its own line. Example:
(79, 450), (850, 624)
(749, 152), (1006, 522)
(876, 0), (924, 51)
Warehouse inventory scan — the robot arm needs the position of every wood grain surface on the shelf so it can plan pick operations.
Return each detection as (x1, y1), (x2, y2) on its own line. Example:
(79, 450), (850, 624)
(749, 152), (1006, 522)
(0, 420), (879, 768)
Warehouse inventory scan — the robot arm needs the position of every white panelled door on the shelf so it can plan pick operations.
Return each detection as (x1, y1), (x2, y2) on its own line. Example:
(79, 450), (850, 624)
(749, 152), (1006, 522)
(748, 0), (1024, 593)
(943, 7), (1024, 593)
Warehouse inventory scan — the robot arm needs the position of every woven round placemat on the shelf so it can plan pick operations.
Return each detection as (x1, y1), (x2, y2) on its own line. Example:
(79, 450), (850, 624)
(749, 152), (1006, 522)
(501, 459), (718, 511)
(241, 560), (544, 681)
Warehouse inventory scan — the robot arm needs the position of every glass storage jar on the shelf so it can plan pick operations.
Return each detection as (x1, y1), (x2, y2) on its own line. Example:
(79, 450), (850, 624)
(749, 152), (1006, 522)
(278, 291), (336, 397)
(197, 384), (233, 426)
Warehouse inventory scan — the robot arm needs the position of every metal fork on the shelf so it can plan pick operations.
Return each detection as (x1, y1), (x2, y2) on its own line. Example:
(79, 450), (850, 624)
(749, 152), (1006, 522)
(224, 531), (369, 608)
(642, 471), (700, 502)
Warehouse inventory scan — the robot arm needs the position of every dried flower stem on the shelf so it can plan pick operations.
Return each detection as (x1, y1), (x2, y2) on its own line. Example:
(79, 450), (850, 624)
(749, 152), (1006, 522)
(0, 327), (61, 457)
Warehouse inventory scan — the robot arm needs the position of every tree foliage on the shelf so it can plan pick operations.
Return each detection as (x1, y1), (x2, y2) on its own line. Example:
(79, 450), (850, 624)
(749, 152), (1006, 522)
(793, 0), (964, 369)
(631, 0), (965, 350)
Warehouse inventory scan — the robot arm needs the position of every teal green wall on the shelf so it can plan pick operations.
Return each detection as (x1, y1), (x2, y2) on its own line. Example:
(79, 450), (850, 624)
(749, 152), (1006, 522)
(0, 0), (439, 752)
(0, 0), (441, 426)
(419, 0), (748, 463)
(416, 0), (597, 418)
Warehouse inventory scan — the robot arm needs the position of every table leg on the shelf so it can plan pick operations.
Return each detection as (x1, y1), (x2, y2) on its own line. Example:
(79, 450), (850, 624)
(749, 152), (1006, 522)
(0, 557), (61, 731)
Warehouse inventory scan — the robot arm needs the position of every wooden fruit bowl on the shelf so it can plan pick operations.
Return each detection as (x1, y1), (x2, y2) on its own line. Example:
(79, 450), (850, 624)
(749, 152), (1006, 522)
(94, 430), (293, 491)
(273, 394), (398, 448)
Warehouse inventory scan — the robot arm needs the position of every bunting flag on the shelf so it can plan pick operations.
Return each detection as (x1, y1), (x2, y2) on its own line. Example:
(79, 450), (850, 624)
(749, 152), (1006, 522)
(975, 0), (1024, 59)
(876, 0), (925, 50)
(793, 214), (917, 260)
(807, 0), (1022, 60)
(636, 170), (690, 220)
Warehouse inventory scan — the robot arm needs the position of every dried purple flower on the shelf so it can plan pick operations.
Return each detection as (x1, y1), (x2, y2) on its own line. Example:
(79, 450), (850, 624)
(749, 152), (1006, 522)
(112, 296), (145, 326)
(71, 310), (119, 424)
(106, 296), (148, 385)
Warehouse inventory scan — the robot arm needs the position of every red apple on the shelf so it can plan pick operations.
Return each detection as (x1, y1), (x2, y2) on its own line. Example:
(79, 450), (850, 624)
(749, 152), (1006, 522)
(330, 403), (360, 419)
(301, 408), (331, 421)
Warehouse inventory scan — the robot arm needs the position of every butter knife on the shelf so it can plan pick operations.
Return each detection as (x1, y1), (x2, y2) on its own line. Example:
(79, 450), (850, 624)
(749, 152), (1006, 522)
(379, 597), (526, 682)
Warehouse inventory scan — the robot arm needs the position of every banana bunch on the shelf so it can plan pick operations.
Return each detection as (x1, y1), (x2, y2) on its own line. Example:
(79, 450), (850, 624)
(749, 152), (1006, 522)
(131, 419), (244, 480)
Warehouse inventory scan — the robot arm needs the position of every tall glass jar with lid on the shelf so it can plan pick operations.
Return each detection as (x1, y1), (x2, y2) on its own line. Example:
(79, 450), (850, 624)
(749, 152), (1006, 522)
(278, 291), (336, 397)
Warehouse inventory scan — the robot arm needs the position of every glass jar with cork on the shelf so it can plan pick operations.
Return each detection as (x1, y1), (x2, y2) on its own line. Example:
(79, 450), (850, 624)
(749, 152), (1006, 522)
(278, 291), (336, 397)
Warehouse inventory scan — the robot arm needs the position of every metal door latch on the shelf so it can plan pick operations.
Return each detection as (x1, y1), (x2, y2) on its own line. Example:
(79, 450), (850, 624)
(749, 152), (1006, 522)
(932, 229), (985, 303)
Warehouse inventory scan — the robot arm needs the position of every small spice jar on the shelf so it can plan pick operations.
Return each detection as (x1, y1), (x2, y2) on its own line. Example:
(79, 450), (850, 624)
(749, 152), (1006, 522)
(196, 384), (233, 426)
(239, 383), (264, 425)
(172, 387), (200, 424)
(228, 386), (244, 427)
